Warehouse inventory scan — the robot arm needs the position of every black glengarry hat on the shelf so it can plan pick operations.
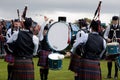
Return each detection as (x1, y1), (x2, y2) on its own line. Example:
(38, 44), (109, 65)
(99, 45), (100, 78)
(112, 16), (119, 20)
(90, 20), (101, 32)
(24, 17), (33, 28)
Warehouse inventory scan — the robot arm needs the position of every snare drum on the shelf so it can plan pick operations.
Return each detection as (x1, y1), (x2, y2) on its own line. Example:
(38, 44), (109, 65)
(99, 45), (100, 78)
(106, 42), (120, 55)
(48, 53), (64, 70)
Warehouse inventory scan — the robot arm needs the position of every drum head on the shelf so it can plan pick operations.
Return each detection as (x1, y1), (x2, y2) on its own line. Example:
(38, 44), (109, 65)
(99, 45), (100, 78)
(107, 42), (119, 46)
(48, 53), (64, 60)
(47, 22), (71, 51)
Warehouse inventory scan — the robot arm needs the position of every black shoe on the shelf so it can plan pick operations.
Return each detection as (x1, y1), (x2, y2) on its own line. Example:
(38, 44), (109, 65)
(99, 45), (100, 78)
(114, 76), (118, 80)
(75, 76), (80, 80)
(104, 76), (112, 79)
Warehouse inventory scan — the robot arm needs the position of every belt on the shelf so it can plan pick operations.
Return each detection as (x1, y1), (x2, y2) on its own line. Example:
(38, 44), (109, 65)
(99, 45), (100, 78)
(15, 57), (32, 60)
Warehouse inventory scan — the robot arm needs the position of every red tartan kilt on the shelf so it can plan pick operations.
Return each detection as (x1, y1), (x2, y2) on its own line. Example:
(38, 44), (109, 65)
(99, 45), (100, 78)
(4, 54), (14, 63)
(69, 54), (81, 72)
(37, 50), (51, 67)
(13, 59), (34, 80)
(77, 59), (101, 80)
(69, 54), (101, 80)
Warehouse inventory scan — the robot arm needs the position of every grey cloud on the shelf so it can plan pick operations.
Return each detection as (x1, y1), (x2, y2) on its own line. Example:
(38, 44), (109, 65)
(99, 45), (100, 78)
(0, 0), (120, 19)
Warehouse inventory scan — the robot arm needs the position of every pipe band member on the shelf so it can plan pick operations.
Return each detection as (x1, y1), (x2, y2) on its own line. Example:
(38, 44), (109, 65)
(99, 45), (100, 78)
(66, 20), (106, 80)
(104, 16), (120, 79)
(5, 19), (22, 80)
(37, 23), (52, 80)
(6, 18), (39, 80)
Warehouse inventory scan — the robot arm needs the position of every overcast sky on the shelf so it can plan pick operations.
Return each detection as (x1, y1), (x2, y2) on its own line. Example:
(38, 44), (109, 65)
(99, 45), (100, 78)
(0, 0), (120, 24)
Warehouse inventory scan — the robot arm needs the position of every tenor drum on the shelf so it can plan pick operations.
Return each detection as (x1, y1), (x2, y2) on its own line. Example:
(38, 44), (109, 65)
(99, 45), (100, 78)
(106, 42), (120, 55)
(48, 53), (64, 70)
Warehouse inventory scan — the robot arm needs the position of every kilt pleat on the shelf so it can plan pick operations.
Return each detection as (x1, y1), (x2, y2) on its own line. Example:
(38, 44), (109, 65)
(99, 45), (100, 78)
(37, 50), (51, 67)
(69, 54), (101, 80)
(69, 54), (81, 72)
(13, 59), (34, 80)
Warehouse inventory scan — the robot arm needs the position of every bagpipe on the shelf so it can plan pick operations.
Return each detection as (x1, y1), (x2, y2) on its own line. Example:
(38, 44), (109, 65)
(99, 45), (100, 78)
(21, 6), (27, 21)
(92, 1), (102, 32)
(20, 6), (28, 29)
(4, 6), (28, 63)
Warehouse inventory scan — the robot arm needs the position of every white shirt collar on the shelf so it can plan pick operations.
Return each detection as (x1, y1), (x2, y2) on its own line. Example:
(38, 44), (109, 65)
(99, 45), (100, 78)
(91, 31), (99, 34)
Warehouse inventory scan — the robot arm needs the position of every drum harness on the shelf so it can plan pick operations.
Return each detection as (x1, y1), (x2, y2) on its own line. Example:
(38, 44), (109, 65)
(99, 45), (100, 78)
(112, 30), (117, 42)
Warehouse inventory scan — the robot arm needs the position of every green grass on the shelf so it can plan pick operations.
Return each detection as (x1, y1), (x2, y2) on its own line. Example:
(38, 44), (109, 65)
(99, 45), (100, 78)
(0, 58), (120, 80)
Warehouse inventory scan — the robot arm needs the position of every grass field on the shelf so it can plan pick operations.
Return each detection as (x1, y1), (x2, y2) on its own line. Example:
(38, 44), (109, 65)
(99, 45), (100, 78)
(0, 58), (120, 80)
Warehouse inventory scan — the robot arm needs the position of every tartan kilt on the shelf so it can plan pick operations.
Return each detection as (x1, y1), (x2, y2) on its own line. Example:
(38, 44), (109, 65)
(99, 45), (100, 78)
(69, 54), (101, 80)
(69, 54), (81, 72)
(37, 50), (51, 67)
(12, 58), (34, 80)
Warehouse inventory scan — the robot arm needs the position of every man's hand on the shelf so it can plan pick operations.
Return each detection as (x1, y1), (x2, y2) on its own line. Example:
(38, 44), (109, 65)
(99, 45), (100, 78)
(64, 52), (71, 57)
(107, 38), (112, 43)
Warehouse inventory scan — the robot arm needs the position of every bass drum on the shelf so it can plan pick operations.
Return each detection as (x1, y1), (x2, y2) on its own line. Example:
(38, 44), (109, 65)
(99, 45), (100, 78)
(47, 22), (70, 70)
(47, 22), (71, 51)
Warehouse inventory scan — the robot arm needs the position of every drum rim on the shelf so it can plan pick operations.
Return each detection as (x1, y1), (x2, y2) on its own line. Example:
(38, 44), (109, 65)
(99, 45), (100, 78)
(107, 42), (119, 45)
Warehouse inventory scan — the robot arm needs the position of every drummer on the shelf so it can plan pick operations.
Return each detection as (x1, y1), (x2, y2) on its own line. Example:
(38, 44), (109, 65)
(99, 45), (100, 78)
(104, 16), (120, 79)
(78, 19), (89, 33)
(37, 17), (53, 80)
(66, 20), (106, 80)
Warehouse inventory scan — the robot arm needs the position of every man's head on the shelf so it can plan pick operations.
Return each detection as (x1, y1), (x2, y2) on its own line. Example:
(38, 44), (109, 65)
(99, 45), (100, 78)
(0, 21), (3, 31)
(31, 21), (40, 35)
(13, 19), (21, 30)
(78, 19), (87, 28)
(24, 18), (33, 29)
(90, 20), (100, 32)
(112, 16), (119, 25)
